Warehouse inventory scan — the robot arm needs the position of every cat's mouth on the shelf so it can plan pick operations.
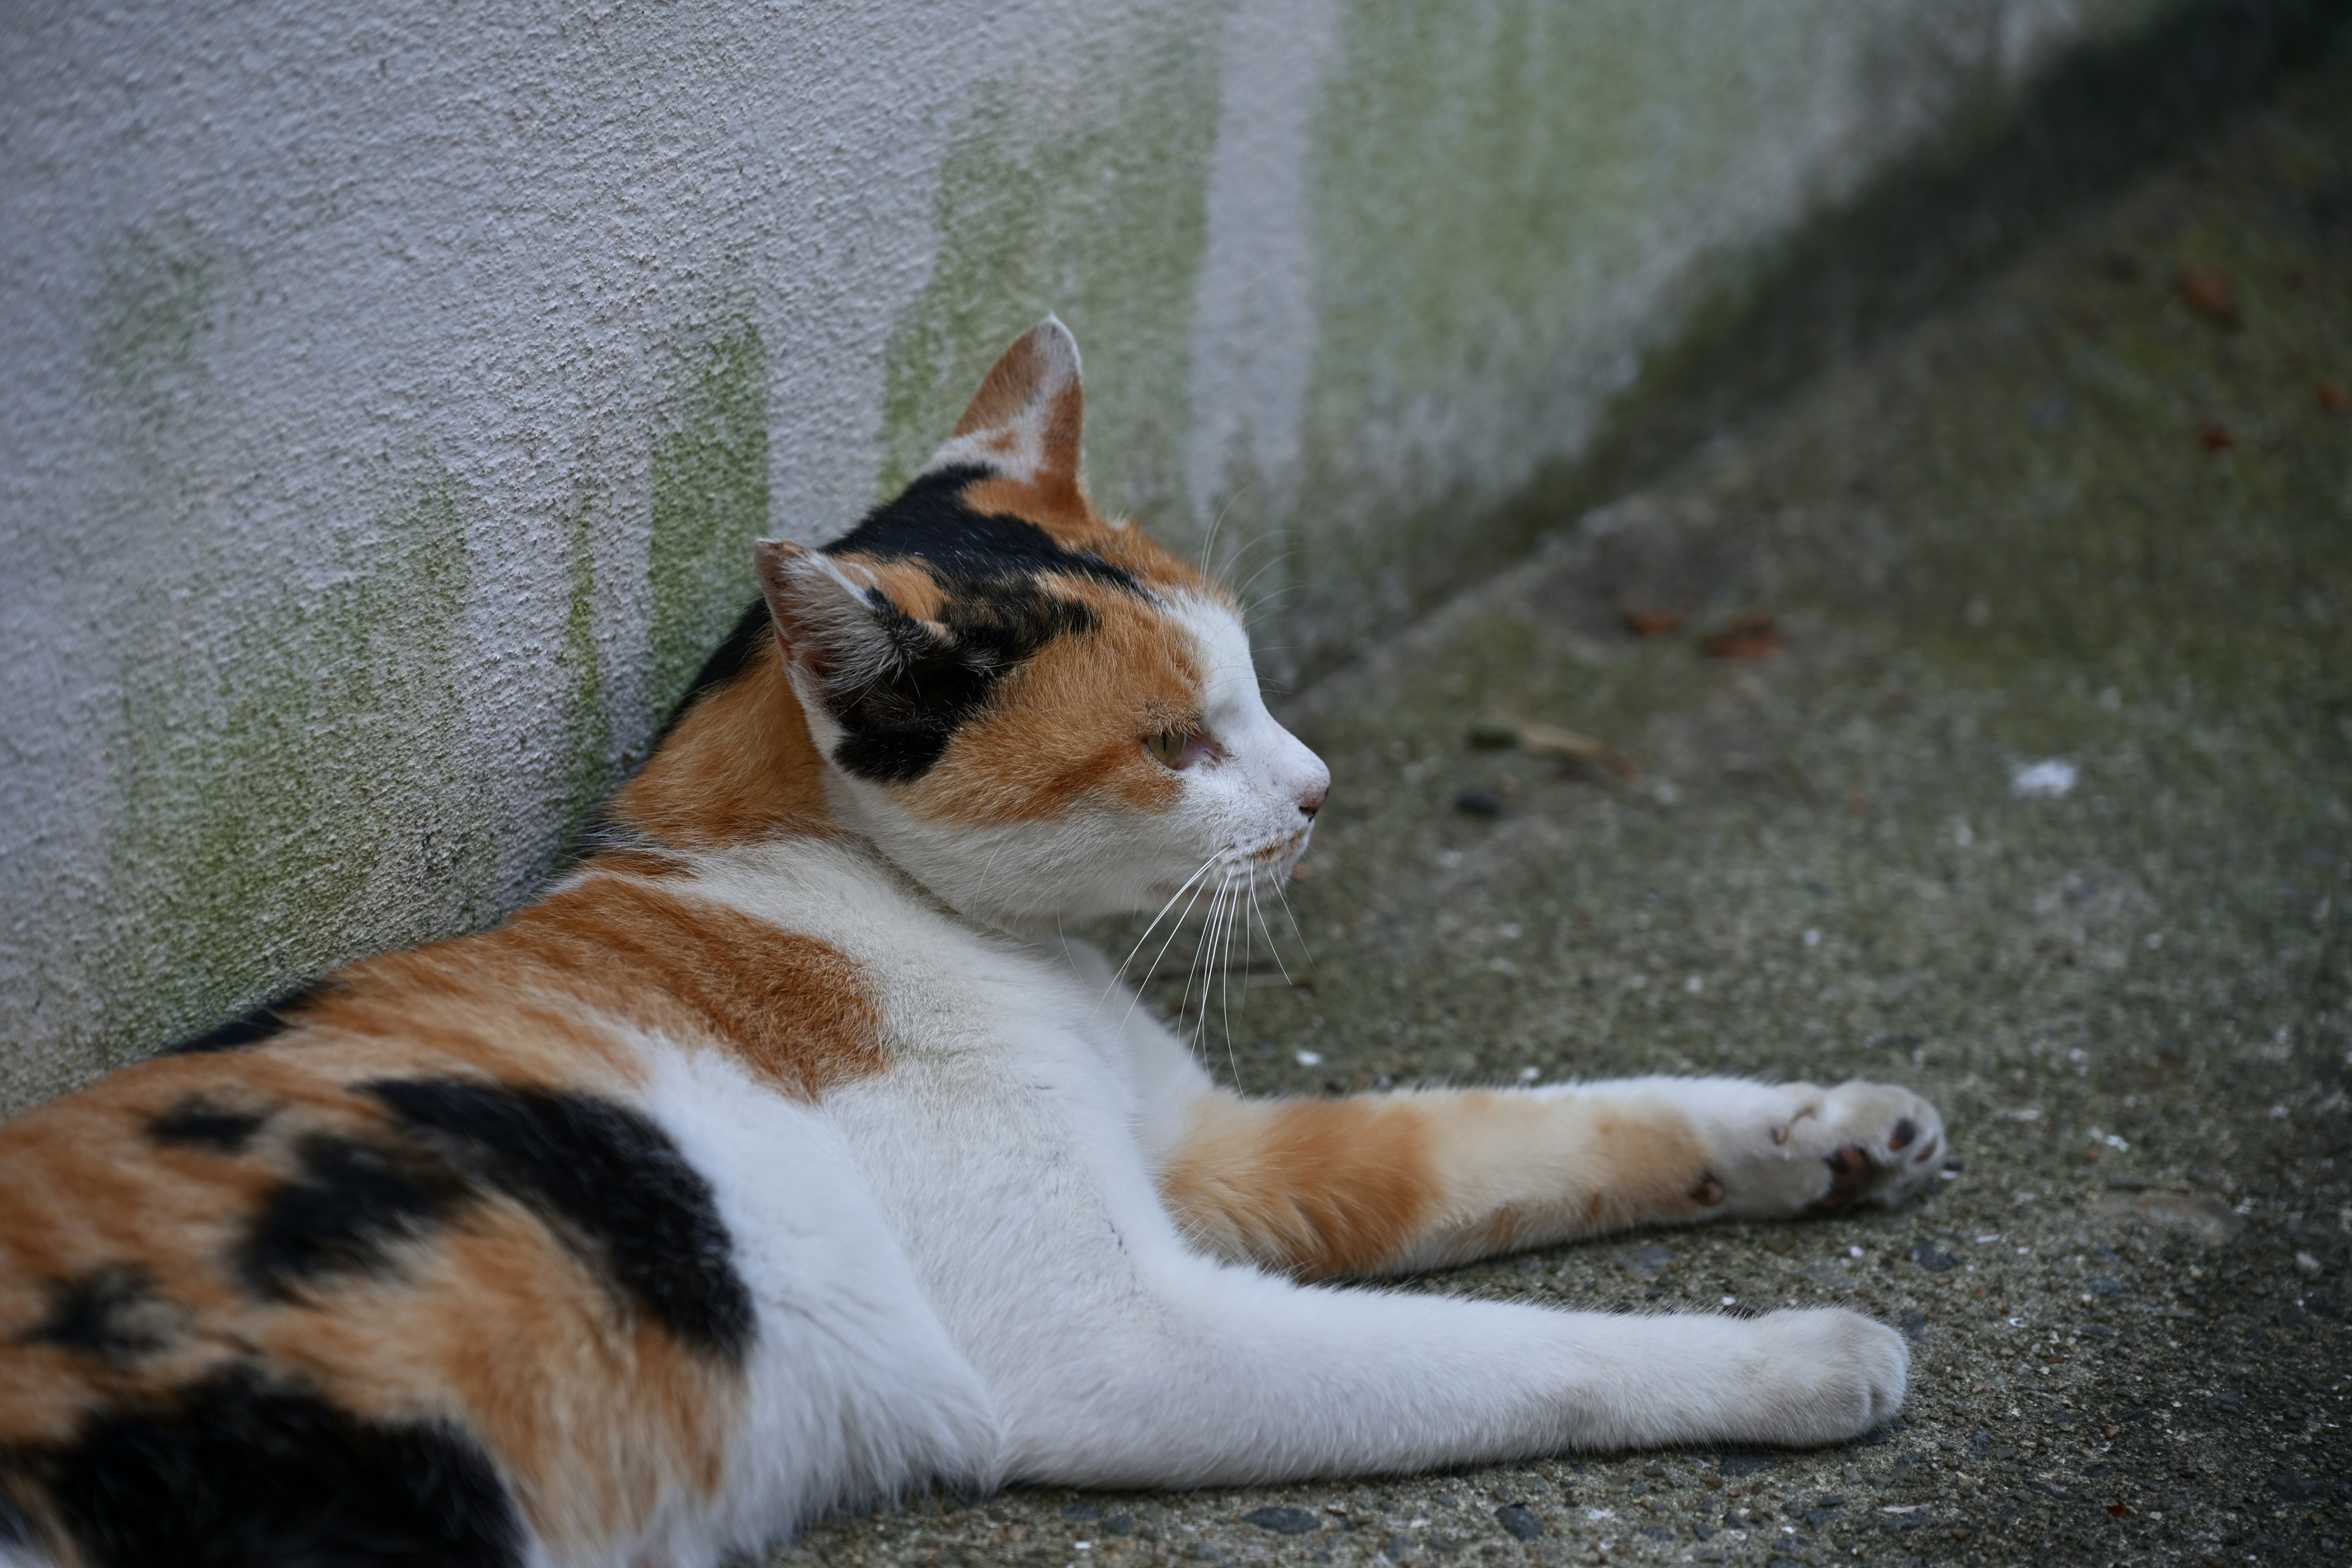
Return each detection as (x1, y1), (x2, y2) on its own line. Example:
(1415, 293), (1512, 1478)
(1144, 831), (1313, 905)
(1240, 828), (1314, 893)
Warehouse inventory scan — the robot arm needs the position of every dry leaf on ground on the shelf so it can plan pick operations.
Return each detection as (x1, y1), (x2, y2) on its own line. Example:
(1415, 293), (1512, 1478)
(1700, 613), (1787, 660)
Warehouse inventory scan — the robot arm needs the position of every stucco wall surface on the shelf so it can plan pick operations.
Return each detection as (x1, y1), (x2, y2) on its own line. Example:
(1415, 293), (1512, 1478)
(0, 0), (2186, 1106)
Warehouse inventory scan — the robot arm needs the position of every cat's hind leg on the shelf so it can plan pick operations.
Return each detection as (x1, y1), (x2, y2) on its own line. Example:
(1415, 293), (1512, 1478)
(975, 1213), (1907, 1488)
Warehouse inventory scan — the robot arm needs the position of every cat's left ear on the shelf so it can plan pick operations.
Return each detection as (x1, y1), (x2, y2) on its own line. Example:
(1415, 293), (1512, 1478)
(755, 539), (937, 704)
(921, 317), (1086, 513)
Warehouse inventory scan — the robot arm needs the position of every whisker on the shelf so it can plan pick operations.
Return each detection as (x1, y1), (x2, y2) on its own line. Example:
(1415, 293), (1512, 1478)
(1219, 524), (1290, 581)
(1196, 484), (1254, 581)
(1114, 865), (1220, 1039)
(1106, 856), (1218, 997)
(1191, 870), (1234, 1043)
(1213, 870), (1246, 1086)
(1232, 543), (1300, 604)
(1223, 870), (1261, 1090)
(1273, 877), (1319, 974)
(1252, 883), (1298, 990)
(1219, 870), (1247, 1084)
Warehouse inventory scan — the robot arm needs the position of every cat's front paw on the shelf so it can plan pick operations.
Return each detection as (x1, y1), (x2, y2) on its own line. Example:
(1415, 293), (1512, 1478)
(1734, 1308), (1909, 1446)
(1700, 1080), (1945, 1219)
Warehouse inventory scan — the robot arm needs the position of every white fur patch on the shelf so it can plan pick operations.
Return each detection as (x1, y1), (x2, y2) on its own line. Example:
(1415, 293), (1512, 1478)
(614, 1041), (1000, 1564)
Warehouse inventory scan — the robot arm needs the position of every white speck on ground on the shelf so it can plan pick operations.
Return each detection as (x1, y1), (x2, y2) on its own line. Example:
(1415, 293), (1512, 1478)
(2011, 758), (2080, 797)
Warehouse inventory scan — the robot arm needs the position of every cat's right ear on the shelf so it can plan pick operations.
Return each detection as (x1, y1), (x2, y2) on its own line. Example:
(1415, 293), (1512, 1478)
(755, 540), (933, 703)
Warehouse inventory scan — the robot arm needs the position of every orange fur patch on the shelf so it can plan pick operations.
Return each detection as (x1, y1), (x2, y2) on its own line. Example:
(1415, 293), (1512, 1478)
(1158, 1094), (1439, 1281)
(910, 578), (1200, 824)
(1409, 1092), (1715, 1262)
(306, 878), (885, 1100)
(608, 630), (832, 850)
(576, 847), (691, 880)
(1161, 1088), (1721, 1279)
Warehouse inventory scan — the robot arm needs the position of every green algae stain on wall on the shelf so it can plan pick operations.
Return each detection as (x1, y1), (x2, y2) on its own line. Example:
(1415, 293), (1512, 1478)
(880, 13), (1220, 530)
(1292, 0), (1861, 624)
(647, 320), (769, 722)
(559, 478), (616, 845)
(97, 475), (497, 1063)
(95, 235), (214, 404)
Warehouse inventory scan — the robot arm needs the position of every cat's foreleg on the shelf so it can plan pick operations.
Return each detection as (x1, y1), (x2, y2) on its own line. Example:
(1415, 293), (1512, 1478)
(1158, 1076), (1943, 1278)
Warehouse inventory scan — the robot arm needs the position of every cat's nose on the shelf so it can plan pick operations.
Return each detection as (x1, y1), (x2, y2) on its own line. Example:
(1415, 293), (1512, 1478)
(1297, 786), (1325, 820)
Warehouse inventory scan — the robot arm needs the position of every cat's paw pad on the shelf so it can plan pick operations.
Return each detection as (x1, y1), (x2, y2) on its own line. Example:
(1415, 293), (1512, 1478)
(1799, 1082), (1944, 1213)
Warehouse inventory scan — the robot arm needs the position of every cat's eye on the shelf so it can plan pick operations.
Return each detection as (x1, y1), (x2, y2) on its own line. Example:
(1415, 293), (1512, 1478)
(1146, 729), (1210, 770)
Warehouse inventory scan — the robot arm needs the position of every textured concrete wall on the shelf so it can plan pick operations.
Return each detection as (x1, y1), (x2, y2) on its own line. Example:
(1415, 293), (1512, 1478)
(0, 0), (2188, 1106)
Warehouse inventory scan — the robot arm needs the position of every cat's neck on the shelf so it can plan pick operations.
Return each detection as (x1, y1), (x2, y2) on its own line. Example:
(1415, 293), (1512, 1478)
(601, 631), (1060, 941)
(606, 631), (834, 849)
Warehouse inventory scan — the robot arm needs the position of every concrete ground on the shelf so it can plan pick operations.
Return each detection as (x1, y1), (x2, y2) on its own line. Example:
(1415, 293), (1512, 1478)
(771, 50), (2352, 1568)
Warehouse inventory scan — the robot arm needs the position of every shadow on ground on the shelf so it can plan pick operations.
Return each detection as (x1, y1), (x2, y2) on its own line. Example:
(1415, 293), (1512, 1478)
(773, 51), (2352, 1568)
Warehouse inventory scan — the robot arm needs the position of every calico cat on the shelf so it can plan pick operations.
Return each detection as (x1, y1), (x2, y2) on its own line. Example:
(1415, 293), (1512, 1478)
(0, 321), (1945, 1567)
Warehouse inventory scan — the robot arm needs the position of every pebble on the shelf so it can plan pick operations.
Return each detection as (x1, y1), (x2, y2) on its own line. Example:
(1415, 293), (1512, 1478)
(1622, 1242), (1674, 1279)
(2087, 1275), (2125, 1297)
(1243, 1507), (1321, 1535)
(1494, 1504), (1544, 1540)
(1453, 786), (1503, 817)
(1907, 1242), (1961, 1272)
(1466, 719), (1518, 749)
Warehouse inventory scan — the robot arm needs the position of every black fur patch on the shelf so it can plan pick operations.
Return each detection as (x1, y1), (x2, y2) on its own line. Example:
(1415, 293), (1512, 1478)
(149, 1093), (272, 1153)
(655, 596), (778, 744)
(20, 1267), (173, 1366)
(159, 979), (333, 1055)
(363, 1079), (754, 1359)
(827, 465), (1140, 592)
(238, 1132), (472, 1300)
(815, 465), (1140, 783)
(22, 1364), (522, 1567)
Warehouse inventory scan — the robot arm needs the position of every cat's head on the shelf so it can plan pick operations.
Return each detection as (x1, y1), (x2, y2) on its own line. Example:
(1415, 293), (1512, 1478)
(756, 320), (1328, 928)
